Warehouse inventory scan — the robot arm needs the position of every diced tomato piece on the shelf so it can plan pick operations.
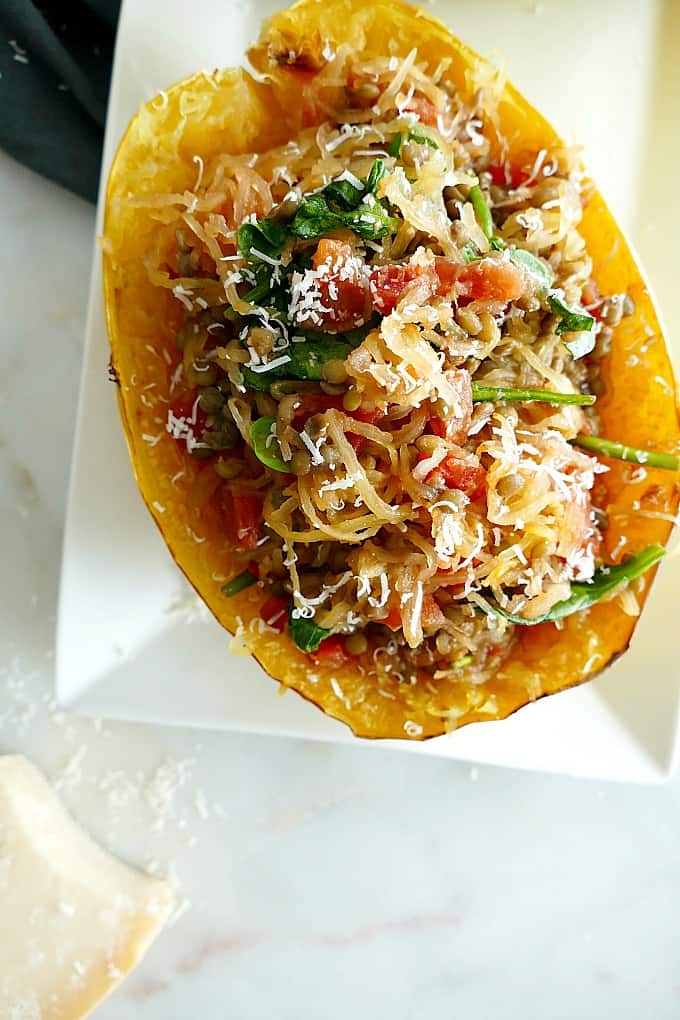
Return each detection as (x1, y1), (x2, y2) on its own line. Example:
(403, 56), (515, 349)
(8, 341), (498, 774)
(421, 594), (447, 630)
(346, 406), (384, 454)
(487, 164), (507, 187)
(581, 280), (601, 307)
(168, 390), (212, 454)
(404, 94), (439, 126)
(457, 259), (525, 305)
(487, 162), (532, 190)
(427, 371), (473, 444)
(311, 239), (367, 330)
(370, 258), (459, 316)
(169, 391), (207, 435)
(426, 453), (487, 500)
(230, 492), (263, 550)
(433, 257), (458, 294)
(312, 635), (351, 667)
(581, 279), (604, 319)
(353, 407), (383, 426)
(260, 596), (289, 632)
(369, 264), (420, 315)
(382, 607), (402, 631)
(487, 151), (540, 190)
(439, 457), (487, 499)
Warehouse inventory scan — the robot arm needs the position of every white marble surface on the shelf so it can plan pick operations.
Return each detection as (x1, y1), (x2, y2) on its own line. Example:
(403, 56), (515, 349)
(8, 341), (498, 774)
(2, 26), (680, 1017)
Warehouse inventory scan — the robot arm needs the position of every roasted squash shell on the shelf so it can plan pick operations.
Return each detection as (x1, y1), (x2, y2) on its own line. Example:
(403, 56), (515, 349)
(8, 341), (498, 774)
(104, 0), (679, 740)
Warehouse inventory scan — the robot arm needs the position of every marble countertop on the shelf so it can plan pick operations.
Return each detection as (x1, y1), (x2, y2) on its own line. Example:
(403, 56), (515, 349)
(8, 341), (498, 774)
(3, 143), (680, 1019)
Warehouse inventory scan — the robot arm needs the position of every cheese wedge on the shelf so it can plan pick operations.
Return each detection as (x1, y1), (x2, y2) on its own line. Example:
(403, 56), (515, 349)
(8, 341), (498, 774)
(0, 755), (174, 1018)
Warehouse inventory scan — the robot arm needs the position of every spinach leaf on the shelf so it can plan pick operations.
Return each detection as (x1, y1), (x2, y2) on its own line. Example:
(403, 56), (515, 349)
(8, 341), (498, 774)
(223, 260), (290, 322)
(237, 218), (288, 260)
(290, 160), (394, 242)
(364, 159), (386, 194)
(548, 293), (595, 335)
(240, 161), (393, 250)
(461, 242), (479, 263)
(561, 332), (596, 359)
(508, 248), (554, 291)
(482, 545), (665, 626)
(407, 128), (439, 149)
(291, 191), (396, 241)
(223, 277), (274, 322)
(250, 416), (292, 472)
(547, 293), (596, 358)
(242, 336), (353, 390)
(323, 176), (365, 210)
(387, 132), (402, 157)
(288, 607), (330, 652)
(299, 317), (378, 348)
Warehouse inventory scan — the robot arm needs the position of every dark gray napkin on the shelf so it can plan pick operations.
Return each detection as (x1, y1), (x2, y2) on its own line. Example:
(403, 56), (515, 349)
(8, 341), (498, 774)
(0, 0), (120, 202)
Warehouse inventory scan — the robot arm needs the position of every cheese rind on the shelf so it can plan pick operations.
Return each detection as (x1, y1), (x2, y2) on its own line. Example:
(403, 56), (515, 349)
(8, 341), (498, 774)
(0, 755), (174, 1018)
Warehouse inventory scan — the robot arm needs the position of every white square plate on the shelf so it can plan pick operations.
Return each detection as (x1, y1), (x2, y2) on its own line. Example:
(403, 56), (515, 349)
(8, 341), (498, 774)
(57, 0), (680, 781)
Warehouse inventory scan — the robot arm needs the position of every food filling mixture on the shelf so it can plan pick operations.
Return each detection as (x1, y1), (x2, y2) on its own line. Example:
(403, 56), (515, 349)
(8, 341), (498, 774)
(134, 49), (673, 683)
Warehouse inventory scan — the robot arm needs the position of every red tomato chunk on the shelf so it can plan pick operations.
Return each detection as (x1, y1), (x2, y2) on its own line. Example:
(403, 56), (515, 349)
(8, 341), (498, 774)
(423, 452), (487, 500)
(456, 259), (524, 305)
(312, 239), (367, 329)
(260, 596), (289, 632)
(312, 635), (351, 667)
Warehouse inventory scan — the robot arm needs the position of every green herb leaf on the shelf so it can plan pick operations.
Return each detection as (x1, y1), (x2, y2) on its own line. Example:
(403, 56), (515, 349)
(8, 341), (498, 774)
(288, 607), (330, 652)
(462, 237), (504, 261)
(452, 654), (473, 669)
(407, 128), (439, 149)
(242, 336), (352, 390)
(250, 416), (292, 472)
(299, 317), (378, 349)
(469, 184), (494, 240)
(461, 242), (479, 264)
(291, 161), (395, 241)
(547, 293), (596, 358)
(221, 570), (258, 597)
(471, 385), (595, 407)
(548, 293), (595, 335)
(508, 248), (554, 291)
(482, 545), (665, 626)
(562, 333), (596, 359)
(387, 132), (402, 158)
(323, 177), (365, 210)
(572, 435), (680, 471)
(364, 159), (386, 194)
(237, 218), (288, 261)
(291, 191), (396, 241)
(223, 266), (290, 322)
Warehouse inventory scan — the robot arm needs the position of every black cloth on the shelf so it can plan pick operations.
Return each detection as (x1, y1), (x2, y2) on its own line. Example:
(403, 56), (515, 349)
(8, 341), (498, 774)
(0, 0), (120, 202)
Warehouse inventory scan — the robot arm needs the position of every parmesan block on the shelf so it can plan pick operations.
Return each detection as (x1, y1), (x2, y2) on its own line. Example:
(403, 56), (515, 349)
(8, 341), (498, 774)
(0, 755), (174, 1018)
